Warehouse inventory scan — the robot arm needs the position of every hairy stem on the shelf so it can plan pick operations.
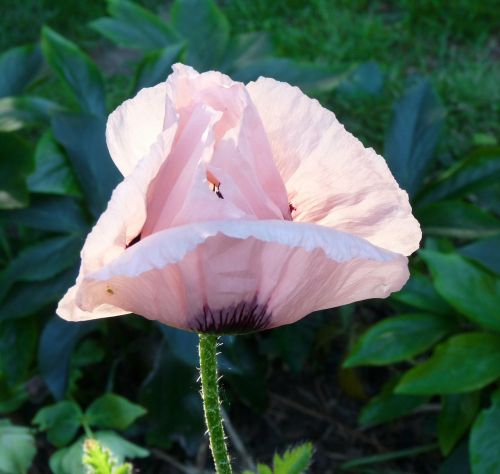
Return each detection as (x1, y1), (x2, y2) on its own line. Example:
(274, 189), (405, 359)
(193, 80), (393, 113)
(198, 334), (232, 474)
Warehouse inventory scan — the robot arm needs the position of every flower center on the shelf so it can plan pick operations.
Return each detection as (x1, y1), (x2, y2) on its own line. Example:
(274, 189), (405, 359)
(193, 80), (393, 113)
(189, 296), (271, 334)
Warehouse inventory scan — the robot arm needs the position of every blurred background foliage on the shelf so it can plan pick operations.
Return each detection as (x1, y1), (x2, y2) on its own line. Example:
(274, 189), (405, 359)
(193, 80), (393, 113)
(0, 0), (499, 473)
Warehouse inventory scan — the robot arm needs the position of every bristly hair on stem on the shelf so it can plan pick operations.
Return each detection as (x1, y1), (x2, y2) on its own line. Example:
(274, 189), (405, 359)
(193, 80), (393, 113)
(198, 334), (233, 474)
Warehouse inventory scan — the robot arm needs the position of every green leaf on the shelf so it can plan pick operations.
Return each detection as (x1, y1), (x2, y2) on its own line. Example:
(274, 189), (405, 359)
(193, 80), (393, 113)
(273, 442), (313, 474)
(396, 332), (500, 395)
(0, 132), (33, 209)
(475, 181), (500, 214)
(0, 235), (83, 302)
(0, 419), (36, 474)
(91, 0), (178, 50)
(140, 338), (204, 452)
(0, 44), (42, 97)
(344, 313), (454, 367)
(50, 436), (85, 474)
(27, 131), (81, 196)
(0, 96), (61, 132)
(72, 339), (105, 367)
(391, 271), (453, 315)
(41, 27), (106, 116)
(261, 319), (317, 372)
(171, 0), (230, 70)
(0, 319), (37, 385)
(39, 317), (97, 399)
(221, 32), (273, 73)
(257, 466), (273, 474)
(94, 431), (148, 460)
(420, 250), (500, 332)
(52, 112), (121, 217)
(459, 235), (500, 275)
(359, 380), (429, 427)
(417, 146), (500, 206)
(438, 392), (480, 455)
(86, 394), (147, 431)
(417, 200), (500, 239)
(437, 440), (470, 474)
(0, 195), (88, 233)
(337, 61), (384, 96)
(469, 391), (500, 474)
(341, 444), (438, 471)
(232, 58), (344, 93)
(134, 43), (184, 92)
(384, 80), (444, 197)
(33, 400), (83, 447)
(0, 266), (77, 321)
(0, 378), (28, 415)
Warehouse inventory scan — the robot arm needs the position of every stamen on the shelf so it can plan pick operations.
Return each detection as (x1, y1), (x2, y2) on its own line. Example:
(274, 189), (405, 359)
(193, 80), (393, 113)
(189, 296), (271, 334)
(126, 233), (141, 248)
(207, 171), (224, 199)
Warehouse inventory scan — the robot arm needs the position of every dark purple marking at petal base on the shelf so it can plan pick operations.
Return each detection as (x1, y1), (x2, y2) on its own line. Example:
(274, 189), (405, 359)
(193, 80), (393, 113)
(189, 296), (271, 334)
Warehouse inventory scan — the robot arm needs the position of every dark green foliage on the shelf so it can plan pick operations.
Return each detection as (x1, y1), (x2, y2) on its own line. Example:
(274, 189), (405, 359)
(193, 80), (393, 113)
(344, 313), (455, 367)
(438, 393), (480, 455)
(51, 113), (120, 217)
(0, 132), (34, 209)
(469, 391), (500, 474)
(41, 27), (106, 117)
(33, 400), (83, 447)
(91, 0), (178, 51)
(396, 332), (500, 394)
(171, 0), (230, 71)
(85, 393), (147, 431)
(0, 45), (42, 98)
(38, 318), (97, 399)
(384, 80), (444, 198)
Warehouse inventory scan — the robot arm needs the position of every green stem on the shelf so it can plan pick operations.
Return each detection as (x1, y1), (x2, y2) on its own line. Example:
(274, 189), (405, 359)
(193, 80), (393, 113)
(198, 334), (232, 474)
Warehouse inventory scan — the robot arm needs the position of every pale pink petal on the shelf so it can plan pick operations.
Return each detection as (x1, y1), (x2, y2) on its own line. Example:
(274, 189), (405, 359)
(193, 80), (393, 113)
(246, 78), (421, 256)
(106, 82), (176, 176)
(56, 123), (178, 322)
(139, 103), (246, 236)
(147, 64), (290, 226)
(75, 220), (409, 331)
(57, 284), (128, 321)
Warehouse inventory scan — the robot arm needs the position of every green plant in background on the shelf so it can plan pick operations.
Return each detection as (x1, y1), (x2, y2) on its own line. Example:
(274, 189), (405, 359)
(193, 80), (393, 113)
(343, 79), (500, 472)
(0, 419), (36, 473)
(82, 438), (133, 474)
(32, 393), (148, 473)
(243, 443), (313, 474)
(0, 0), (499, 473)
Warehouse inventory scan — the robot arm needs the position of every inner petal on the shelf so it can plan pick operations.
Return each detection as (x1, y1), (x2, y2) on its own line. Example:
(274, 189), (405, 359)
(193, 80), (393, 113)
(141, 65), (291, 237)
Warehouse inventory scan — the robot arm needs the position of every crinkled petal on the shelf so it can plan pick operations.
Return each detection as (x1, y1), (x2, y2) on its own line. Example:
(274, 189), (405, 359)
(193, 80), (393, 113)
(106, 82), (176, 176)
(161, 64), (290, 221)
(57, 122), (178, 322)
(246, 77), (421, 256)
(57, 284), (128, 321)
(74, 220), (409, 331)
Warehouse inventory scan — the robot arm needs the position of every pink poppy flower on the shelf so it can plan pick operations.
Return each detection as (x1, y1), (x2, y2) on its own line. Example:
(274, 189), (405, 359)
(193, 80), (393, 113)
(57, 64), (421, 334)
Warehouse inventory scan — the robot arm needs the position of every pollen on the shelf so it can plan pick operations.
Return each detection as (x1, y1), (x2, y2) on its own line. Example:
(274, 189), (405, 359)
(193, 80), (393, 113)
(106, 288), (114, 295)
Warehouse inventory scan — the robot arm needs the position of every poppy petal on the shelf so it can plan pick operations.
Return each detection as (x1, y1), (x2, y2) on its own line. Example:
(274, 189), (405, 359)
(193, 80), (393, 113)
(71, 220), (409, 332)
(106, 82), (174, 177)
(246, 78), (421, 256)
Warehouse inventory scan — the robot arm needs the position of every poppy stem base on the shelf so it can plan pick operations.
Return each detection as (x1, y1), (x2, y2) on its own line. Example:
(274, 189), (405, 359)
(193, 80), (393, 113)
(198, 334), (232, 474)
